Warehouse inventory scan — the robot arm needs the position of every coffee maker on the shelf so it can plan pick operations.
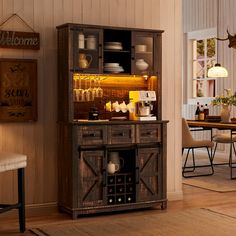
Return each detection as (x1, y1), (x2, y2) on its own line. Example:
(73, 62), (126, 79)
(129, 91), (156, 121)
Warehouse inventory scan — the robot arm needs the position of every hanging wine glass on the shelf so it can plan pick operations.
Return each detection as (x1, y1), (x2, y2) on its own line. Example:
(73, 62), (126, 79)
(95, 76), (103, 98)
(82, 76), (90, 101)
(78, 74), (85, 101)
(88, 75), (96, 101)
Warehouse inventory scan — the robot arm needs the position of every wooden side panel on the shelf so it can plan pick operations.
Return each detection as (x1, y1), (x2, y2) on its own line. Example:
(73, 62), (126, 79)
(58, 124), (74, 208)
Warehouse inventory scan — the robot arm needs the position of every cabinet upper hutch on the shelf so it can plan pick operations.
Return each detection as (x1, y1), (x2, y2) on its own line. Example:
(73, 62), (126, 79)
(56, 23), (168, 219)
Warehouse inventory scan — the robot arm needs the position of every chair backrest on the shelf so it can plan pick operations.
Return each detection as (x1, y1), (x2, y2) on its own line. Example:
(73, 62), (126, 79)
(182, 118), (194, 148)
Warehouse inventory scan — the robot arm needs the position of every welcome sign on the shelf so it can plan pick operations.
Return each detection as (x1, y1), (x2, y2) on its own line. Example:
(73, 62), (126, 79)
(0, 30), (40, 50)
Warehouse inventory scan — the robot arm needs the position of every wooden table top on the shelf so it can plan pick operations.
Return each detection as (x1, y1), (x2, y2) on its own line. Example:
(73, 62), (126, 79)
(187, 120), (236, 130)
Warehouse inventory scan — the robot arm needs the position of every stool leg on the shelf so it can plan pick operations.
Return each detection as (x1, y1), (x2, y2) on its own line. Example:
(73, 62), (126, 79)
(18, 168), (25, 233)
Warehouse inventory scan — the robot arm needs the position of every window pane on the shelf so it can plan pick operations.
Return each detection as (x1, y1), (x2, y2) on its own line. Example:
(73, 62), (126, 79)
(207, 38), (216, 58)
(207, 59), (216, 77)
(196, 80), (204, 97)
(197, 40), (204, 59)
(193, 60), (205, 79)
(206, 80), (215, 97)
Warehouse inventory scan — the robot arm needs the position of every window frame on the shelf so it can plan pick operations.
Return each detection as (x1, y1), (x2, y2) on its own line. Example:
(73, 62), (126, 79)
(185, 28), (217, 105)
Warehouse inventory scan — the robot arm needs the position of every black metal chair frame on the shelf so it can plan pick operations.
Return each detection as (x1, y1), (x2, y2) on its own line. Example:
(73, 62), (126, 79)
(0, 168), (25, 232)
(182, 127), (214, 178)
(182, 146), (214, 178)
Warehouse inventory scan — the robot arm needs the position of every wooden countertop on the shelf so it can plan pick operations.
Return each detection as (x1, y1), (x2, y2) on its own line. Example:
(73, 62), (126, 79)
(71, 119), (169, 125)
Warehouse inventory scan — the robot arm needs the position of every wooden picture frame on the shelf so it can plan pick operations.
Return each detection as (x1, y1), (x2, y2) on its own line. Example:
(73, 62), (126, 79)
(0, 58), (37, 122)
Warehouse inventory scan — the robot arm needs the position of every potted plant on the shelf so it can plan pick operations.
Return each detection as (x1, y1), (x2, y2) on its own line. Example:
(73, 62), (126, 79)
(211, 89), (236, 122)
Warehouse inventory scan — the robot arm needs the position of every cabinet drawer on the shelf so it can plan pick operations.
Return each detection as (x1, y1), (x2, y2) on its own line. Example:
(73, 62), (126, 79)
(136, 124), (161, 143)
(77, 126), (107, 145)
(108, 125), (135, 144)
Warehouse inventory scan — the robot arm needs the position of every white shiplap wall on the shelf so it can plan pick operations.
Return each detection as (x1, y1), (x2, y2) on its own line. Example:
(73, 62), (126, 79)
(0, 0), (183, 206)
(183, 0), (217, 33)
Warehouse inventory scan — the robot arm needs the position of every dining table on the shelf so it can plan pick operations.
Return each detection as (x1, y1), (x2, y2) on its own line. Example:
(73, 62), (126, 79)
(187, 119), (236, 179)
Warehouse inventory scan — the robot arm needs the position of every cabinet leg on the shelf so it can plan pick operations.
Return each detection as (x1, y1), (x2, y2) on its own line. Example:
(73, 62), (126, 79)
(161, 201), (167, 210)
(72, 211), (78, 220)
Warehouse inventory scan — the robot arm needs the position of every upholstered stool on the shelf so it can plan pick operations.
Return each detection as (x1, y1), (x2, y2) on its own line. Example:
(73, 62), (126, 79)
(0, 152), (27, 232)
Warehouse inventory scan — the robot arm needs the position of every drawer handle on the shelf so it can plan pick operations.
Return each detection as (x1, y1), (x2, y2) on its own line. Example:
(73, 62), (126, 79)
(143, 131), (154, 136)
(83, 133), (97, 137)
(113, 132), (125, 137)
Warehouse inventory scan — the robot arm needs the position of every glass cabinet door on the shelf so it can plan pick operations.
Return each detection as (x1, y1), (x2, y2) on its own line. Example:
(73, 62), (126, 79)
(132, 32), (154, 75)
(73, 28), (102, 73)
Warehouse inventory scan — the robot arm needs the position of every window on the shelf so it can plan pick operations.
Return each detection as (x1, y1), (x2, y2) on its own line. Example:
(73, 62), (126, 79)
(185, 28), (217, 104)
(192, 38), (216, 98)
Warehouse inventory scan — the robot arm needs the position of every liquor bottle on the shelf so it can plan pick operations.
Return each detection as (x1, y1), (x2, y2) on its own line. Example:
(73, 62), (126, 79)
(204, 104), (209, 118)
(199, 105), (205, 120)
(195, 102), (200, 120)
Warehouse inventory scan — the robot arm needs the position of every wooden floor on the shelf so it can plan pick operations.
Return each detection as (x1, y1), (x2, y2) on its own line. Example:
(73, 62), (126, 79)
(1, 184), (236, 235)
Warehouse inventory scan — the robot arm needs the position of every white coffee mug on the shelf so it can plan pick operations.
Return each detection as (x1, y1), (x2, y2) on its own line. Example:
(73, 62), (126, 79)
(108, 152), (124, 172)
(120, 101), (127, 113)
(112, 101), (120, 112)
(107, 161), (119, 174)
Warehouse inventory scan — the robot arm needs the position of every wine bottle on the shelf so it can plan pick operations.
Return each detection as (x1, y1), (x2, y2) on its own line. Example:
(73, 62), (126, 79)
(195, 102), (200, 120)
(199, 105), (205, 120)
(204, 104), (209, 118)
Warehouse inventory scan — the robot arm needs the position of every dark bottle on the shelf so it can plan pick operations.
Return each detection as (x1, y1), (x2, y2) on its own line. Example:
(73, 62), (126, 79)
(88, 106), (99, 120)
(195, 102), (200, 120)
(204, 104), (209, 118)
(199, 105), (205, 120)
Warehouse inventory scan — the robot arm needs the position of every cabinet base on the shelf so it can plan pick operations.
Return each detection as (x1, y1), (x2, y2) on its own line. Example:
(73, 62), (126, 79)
(59, 199), (168, 219)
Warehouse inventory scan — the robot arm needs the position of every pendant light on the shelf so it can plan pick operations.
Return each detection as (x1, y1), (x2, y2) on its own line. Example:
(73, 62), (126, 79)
(207, 0), (228, 78)
(208, 63), (228, 77)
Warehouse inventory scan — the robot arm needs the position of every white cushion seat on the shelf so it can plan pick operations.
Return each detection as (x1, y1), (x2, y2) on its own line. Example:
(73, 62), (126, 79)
(0, 152), (27, 173)
(212, 133), (236, 143)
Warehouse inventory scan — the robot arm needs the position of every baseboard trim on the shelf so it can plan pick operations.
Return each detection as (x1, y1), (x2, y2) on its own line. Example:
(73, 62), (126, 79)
(26, 202), (58, 216)
(167, 190), (183, 201)
(0, 202), (58, 219)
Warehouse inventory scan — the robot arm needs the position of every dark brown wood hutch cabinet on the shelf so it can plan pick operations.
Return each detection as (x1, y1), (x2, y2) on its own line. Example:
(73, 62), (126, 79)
(56, 23), (168, 219)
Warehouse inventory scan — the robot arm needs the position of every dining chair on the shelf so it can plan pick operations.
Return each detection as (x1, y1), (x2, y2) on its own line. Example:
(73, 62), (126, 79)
(0, 152), (27, 232)
(212, 131), (236, 179)
(182, 118), (214, 178)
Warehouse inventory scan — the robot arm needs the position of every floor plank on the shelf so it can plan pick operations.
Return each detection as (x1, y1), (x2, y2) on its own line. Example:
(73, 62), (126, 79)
(1, 184), (236, 235)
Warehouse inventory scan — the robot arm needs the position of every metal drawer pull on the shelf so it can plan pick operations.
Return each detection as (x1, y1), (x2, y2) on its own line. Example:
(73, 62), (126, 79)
(113, 132), (125, 137)
(143, 131), (154, 136)
(83, 133), (97, 137)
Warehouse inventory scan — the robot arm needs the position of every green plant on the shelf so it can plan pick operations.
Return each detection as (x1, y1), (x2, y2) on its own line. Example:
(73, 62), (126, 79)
(211, 89), (236, 106)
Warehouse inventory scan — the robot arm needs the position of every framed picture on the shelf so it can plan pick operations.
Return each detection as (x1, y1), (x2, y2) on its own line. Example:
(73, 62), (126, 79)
(0, 58), (37, 122)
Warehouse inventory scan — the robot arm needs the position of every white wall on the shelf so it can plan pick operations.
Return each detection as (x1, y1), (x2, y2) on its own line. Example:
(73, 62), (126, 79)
(0, 0), (183, 206)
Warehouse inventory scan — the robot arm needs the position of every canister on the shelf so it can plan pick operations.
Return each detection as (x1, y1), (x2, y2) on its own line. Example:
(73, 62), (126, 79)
(78, 32), (85, 49)
(86, 35), (96, 50)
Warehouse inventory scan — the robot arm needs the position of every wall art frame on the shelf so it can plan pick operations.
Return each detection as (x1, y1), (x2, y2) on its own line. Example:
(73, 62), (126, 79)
(0, 58), (37, 122)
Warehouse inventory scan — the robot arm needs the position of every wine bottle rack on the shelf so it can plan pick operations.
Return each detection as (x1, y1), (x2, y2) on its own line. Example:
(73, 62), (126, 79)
(107, 173), (136, 205)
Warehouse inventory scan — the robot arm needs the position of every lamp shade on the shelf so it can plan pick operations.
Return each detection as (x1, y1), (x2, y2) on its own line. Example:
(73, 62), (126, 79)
(208, 63), (228, 78)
